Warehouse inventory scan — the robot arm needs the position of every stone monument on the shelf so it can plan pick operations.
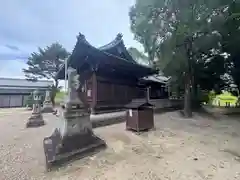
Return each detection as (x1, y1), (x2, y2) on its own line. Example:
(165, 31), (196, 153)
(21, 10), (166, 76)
(42, 90), (54, 113)
(43, 68), (105, 170)
(26, 90), (45, 128)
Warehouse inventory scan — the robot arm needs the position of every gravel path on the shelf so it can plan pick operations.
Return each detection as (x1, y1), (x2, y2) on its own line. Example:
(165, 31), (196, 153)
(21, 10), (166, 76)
(0, 109), (240, 179)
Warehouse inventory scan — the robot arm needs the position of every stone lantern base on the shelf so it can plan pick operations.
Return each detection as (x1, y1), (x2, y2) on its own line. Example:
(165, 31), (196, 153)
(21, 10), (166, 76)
(26, 113), (45, 128)
(43, 110), (105, 170)
(42, 101), (54, 113)
(43, 129), (105, 170)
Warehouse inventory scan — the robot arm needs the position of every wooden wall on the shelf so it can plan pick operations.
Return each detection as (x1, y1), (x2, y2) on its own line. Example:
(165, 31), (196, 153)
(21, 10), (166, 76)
(85, 72), (145, 111)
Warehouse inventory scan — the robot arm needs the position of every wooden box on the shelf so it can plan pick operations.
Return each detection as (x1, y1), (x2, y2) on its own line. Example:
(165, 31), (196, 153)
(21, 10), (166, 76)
(125, 99), (154, 132)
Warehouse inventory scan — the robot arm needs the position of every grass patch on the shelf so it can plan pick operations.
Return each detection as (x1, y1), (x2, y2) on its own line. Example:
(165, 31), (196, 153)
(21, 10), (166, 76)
(55, 91), (66, 104)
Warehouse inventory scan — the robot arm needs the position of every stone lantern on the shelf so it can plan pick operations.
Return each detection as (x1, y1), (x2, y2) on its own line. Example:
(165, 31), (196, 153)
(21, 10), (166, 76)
(26, 90), (45, 128)
(42, 90), (54, 113)
(43, 68), (105, 170)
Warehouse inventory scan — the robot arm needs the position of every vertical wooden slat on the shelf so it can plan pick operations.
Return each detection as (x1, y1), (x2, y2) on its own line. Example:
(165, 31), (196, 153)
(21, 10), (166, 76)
(92, 72), (97, 111)
(111, 83), (115, 104)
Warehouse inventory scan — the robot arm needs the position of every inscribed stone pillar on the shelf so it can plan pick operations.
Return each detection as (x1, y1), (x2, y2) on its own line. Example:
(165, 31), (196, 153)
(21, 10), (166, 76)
(26, 90), (45, 128)
(43, 68), (105, 170)
(42, 90), (54, 113)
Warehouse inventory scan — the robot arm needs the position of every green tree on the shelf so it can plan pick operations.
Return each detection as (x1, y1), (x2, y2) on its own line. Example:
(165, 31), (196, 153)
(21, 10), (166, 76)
(129, 1), (169, 67)
(127, 47), (149, 65)
(130, 0), (228, 117)
(220, 1), (240, 92)
(23, 43), (69, 105)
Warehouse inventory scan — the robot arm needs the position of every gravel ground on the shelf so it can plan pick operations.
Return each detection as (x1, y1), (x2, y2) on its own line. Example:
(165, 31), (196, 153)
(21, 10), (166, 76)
(0, 108), (240, 179)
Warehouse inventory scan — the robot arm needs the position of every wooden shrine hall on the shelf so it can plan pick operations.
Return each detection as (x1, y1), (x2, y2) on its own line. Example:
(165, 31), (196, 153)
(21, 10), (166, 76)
(56, 33), (159, 114)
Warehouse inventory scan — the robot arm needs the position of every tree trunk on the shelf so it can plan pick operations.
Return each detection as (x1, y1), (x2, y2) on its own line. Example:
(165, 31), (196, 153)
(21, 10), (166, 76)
(184, 38), (193, 118)
(184, 73), (192, 118)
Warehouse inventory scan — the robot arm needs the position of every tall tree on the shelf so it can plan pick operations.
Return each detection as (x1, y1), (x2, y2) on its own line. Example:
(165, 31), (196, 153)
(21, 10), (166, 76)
(127, 47), (149, 65)
(23, 43), (69, 105)
(129, 0), (170, 67)
(220, 1), (240, 92)
(130, 0), (228, 117)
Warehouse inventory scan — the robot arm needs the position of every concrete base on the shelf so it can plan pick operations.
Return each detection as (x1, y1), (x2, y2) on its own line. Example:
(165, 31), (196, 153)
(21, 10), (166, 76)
(42, 102), (54, 113)
(26, 114), (45, 128)
(43, 129), (105, 170)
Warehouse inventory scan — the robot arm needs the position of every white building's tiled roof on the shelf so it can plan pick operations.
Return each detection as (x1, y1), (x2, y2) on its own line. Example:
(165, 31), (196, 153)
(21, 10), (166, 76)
(0, 78), (53, 89)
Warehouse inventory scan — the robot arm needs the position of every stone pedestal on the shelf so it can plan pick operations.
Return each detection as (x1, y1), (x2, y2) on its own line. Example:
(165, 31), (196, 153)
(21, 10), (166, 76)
(43, 68), (105, 170)
(42, 90), (54, 113)
(42, 102), (54, 113)
(43, 107), (105, 170)
(26, 113), (45, 127)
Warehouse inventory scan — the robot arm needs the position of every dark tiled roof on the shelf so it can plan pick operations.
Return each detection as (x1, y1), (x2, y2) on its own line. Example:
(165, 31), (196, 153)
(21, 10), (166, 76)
(56, 32), (157, 79)
(98, 33), (136, 64)
(98, 33), (123, 50)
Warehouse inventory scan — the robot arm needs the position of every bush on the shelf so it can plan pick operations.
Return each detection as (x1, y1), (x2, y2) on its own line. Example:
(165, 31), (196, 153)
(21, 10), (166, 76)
(25, 93), (34, 108)
(199, 91), (209, 104)
(55, 91), (66, 105)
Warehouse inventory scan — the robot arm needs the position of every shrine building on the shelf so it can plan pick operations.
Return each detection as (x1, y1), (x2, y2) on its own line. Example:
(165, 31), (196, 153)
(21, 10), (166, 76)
(56, 33), (167, 114)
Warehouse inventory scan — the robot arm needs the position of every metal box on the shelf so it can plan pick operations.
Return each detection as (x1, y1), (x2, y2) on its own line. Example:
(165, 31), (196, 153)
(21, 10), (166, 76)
(125, 99), (154, 132)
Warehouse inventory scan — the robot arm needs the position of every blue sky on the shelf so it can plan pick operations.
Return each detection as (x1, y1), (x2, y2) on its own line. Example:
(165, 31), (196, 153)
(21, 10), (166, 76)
(0, 0), (141, 78)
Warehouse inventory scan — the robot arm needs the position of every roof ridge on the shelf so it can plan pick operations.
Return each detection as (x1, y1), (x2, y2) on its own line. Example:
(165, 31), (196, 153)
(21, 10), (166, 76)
(98, 33), (123, 50)
(76, 32), (135, 63)
(0, 77), (52, 82)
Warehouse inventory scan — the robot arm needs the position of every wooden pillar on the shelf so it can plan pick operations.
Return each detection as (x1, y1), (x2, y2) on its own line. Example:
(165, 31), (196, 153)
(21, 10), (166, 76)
(125, 86), (128, 102)
(91, 72), (97, 114)
(146, 87), (150, 102)
(111, 84), (115, 103)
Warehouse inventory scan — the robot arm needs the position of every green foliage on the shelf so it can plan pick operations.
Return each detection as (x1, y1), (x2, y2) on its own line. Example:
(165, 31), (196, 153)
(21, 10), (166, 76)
(23, 43), (69, 81)
(55, 91), (67, 105)
(129, 0), (168, 66)
(199, 90), (210, 104)
(208, 90), (217, 104)
(127, 47), (149, 65)
(158, 0), (227, 80)
(129, 0), (231, 116)
(25, 93), (34, 108)
(23, 43), (69, 104)
(220, 1), (240, 91)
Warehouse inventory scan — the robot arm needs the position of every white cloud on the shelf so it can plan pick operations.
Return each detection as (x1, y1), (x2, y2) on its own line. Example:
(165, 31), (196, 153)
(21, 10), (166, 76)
(0, 60), (27, 78)
(0, 0), (141, 78)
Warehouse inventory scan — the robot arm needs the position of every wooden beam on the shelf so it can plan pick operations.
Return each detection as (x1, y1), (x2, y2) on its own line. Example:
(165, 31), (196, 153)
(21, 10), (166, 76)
(91, 72), (97, 113)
